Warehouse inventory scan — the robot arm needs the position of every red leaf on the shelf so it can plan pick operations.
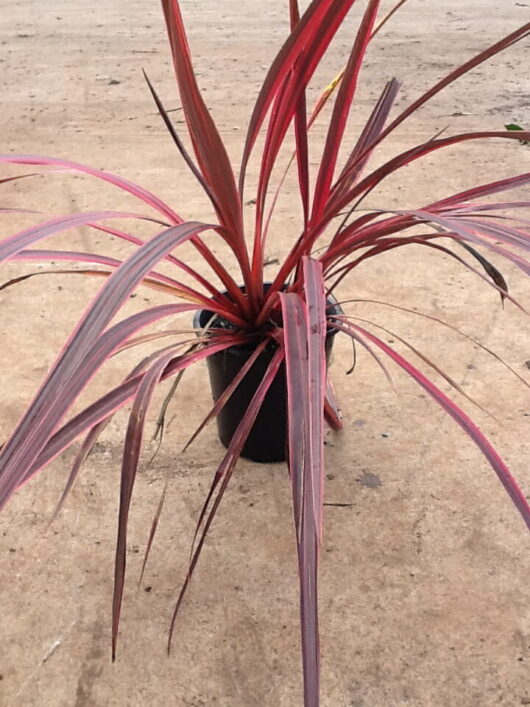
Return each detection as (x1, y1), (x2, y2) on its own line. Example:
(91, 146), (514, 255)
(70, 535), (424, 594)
(337, 320), (530, 531)
(112, 348), (180, 659)
(87, 222), (239, 309)
(289, 0), (310, 227)
(333, 78), (400, 197)
(429, 172), (530, 210)
(160, 1), (246, 257)
(324, 379), (343, 431)
(311, 0), (381, 221)
(338, 22), (530, 181)
(240, 0), (357, 197)
(182, 339), (269, 452)
(0, 154), (182, 223)
(328, 130), (530, 223)
(11, 248), (211, 303)
(167, 347), (285, 651)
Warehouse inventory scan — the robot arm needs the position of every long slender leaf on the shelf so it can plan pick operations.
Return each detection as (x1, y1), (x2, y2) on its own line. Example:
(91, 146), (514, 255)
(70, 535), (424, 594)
(0, 154), (182, 223)
(0, 221), (212, 509)
(240, 0), (355, 193)
(325, 233), (523, 309)
(161, 0), (247, 262)
(49, 420), (109, 524)
(289, 0), (310, 228)
(324, 378), (343, 431)
(302, 259), (327, 542)
(50, 345), (193, 525)
(398, 210), (529, 274)
(251, 0), (358, 242)
(277, 257), (329, 707)
(334, 78), (400, 197)
(0, 302), (195, 508)
(0, 211), (158, 263)
(328, 130), (530, 223)
(342, 314), (494, 419)
(167, 346), (285, 650)
(20, 337), (247, 492)
(340, 297), (530, 390)
(88, 222), (246, 314)
(335, 22), (530, 184)
(142, 69), (219, 211)
(429, 173), (530, 210)
(112, 347), (180, 659)
(336, 319), (530, 530)
(281, 290), (318, 706)
(11, 247), (223, 307)
(311, 0), (381, 222)
(182, 339), (268, 452)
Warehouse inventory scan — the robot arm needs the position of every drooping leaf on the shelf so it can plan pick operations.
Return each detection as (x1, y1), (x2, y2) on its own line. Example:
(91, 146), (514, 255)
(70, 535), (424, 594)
(336, 319), (530, 531)
(113, 348), (181, 659)
(167, 346), (285, 651)
(49, 420), (109, 524)
(0, 211), (157, 263)
(341, 297), (530, 390)
(343, 314), (494, 420)
(0, 154), (182, 223)
(0, 221), (212, 509)
(20, 337), (248, 492)
(458, 241), (508, 303)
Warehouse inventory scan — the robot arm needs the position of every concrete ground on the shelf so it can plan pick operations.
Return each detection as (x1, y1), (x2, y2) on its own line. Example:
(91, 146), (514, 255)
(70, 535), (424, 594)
(1, 0), (529, 705)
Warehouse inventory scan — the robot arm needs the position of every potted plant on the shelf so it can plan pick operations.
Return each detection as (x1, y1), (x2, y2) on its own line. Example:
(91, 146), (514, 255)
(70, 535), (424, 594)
(1, 1), (529, 704)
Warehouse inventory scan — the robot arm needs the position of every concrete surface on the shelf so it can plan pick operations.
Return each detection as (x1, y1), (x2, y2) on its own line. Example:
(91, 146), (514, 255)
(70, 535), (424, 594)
(1, 1), (529, 705)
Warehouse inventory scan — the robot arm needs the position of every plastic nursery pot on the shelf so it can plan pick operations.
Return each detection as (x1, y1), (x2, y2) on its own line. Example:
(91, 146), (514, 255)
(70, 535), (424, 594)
(193, 287), (342, 463)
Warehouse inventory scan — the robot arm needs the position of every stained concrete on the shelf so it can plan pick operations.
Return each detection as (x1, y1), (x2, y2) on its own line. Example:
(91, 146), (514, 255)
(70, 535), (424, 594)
(0, 1), (529, 705)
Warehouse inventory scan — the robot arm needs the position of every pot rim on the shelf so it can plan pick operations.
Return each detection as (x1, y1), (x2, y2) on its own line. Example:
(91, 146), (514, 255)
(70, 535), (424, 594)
(193, 284), (343, 346)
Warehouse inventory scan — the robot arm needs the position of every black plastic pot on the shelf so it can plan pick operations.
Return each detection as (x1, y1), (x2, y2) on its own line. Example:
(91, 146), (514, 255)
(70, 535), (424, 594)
(193, 290), (341, 463)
